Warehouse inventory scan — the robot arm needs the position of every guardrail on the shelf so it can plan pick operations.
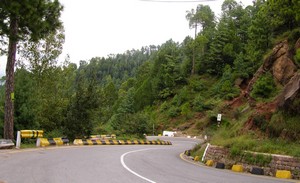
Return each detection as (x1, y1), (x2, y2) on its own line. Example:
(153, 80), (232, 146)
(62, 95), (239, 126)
(16, 130), (44, 148)
(73, 139), (172, 145)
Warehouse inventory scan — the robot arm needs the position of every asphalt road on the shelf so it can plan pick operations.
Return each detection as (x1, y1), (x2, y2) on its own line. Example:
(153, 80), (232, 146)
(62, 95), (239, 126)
(0, 137), (297, 183)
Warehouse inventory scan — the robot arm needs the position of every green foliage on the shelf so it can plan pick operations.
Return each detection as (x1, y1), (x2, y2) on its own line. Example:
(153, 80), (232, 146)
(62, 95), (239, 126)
(181, 102), (192, 119)
(243, 152), (272, 167)
(294, 48), (300, 66)
(230, 145), (242, 158)
(64, 66), (99, 140)
(269, 111), (300, 139)
(167, 106), (180, 118)
(192, 95), (213, 112)
(44, 129), (64, 138)
(190, 143), (205, 159)
(187, 76), (205, 92)
(214, 65), (240, 100)
(252, 114), (268, 131)
(251, 72), (276, 99)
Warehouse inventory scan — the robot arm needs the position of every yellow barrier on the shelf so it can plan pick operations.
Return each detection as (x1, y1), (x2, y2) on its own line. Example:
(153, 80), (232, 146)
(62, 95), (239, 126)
(73, 139), (83, 145)
(38, 138), (69, 147)
(20, 130), (43, 138)
(73, 139), (172, 146)
(194, 156), (200, 161)
(206, 160), (214, 166)
(90, 134), (117, 139)
(232, 165), (243, 172)
(276, 170), (292, 179)
(39, 138), (50, 147)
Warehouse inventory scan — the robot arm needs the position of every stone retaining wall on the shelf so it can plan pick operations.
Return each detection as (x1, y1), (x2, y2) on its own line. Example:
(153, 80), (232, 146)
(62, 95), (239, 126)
(204, 145), (300, 179)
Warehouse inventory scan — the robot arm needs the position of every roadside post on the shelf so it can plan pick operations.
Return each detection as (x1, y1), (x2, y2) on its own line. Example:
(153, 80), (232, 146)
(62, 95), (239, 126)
(217, 114), (222, 127)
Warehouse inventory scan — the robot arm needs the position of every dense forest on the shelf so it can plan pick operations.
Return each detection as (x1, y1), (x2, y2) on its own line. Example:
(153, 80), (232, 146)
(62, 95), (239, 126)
(1, 0), (300, 155)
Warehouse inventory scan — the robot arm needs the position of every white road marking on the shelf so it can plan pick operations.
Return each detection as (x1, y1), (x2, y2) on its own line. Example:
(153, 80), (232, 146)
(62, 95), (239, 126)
(120, 148), (159, 183)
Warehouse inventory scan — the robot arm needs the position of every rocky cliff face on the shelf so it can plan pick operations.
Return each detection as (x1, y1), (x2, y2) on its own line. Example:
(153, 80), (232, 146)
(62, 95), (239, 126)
(235, 38), (300, 135)
(246, 40), (298, 98)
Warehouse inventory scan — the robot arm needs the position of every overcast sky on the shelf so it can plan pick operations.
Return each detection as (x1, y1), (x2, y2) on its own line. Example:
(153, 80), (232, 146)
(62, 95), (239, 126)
(0, 0), (252, 77)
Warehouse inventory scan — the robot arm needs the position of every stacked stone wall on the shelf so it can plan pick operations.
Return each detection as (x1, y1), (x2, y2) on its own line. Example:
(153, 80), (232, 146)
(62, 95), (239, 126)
(204, 145), (300, 179)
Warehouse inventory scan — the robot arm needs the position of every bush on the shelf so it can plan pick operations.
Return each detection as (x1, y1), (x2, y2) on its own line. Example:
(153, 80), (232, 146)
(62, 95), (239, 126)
(294, 48), (300, 66)
(269, 111), (300, 139)
(160, 101), (169, 112)
(188, 77), (205, 92)
(251, 72), (276, 99)
(243, 152), (272, 166)
(253, 114), (268, 131)
(181, 102), (192, 119)
(45, 129), (64, 138)
(230, 145), (242, 158)
(192, 95), (210, 112)
(167, 106), (180, 117)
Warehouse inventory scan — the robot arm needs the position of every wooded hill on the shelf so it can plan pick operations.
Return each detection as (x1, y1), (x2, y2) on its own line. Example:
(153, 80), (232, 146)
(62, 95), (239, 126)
(0, 0), (300, 155)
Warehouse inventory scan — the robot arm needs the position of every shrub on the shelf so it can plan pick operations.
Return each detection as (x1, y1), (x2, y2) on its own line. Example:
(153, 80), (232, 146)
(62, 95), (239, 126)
(294, 48), (300, 66)
(160, 101), (169, 112)
(251, 72), (276, 99)
(45, 129), (64, 138)
(192, 95), (206, 112)
(230, 145), (242, 158)
(181, 102), (192, 119)
(253, 114), (268, 131)
(167, 106), (180, 117)
(188, 77), (205, 92)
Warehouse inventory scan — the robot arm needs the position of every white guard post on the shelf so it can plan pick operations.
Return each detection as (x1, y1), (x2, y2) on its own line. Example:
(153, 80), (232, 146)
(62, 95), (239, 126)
(36, 138), (41, 147)
(201, 143), (210, 162)
(217, 113), (222, 127)
(16, 131), (21, 149)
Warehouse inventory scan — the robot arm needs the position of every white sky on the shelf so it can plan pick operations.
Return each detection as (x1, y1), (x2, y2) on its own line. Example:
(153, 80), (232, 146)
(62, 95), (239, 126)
(0, 0), (253, 77)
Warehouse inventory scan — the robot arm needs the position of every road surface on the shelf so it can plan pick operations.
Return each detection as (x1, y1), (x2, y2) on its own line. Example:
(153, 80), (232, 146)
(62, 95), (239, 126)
(0, 137), (297, 183)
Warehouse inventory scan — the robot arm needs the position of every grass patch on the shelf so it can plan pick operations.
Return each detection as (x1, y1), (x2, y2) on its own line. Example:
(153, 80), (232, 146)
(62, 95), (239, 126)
(20, 143), (36, 149)
(190, 143), (205, 160)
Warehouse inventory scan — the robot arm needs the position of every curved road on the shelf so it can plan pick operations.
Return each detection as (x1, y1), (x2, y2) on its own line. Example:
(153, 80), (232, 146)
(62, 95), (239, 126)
(0, 137), (296, 183)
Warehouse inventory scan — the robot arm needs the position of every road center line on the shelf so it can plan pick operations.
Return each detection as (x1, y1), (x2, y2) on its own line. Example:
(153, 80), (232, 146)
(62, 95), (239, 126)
(120, 148), (159, 183)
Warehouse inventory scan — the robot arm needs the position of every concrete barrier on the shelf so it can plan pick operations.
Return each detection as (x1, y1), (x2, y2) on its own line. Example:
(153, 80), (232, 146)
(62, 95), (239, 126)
(276, 170), (292, 179)
(90, 134), (116, 139)
(37, 138), (69, 147)
(73, 139), (172, 145)
(251, 167), (264, 175)
(184, 150), (191, 156)
(205, 160), (214, 166)
(0, 139), (14, 149)
(232, 165), (243, 172)
(215, 162), (225, 169)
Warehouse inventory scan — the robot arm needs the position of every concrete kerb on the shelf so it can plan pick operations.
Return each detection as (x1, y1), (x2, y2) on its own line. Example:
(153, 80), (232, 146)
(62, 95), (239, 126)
(73, 139), (172, 146)
(179, 152), (300, 183)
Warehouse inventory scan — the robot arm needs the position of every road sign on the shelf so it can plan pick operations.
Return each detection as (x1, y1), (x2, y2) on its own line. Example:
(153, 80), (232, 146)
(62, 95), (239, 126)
(217, 114), (222, 122)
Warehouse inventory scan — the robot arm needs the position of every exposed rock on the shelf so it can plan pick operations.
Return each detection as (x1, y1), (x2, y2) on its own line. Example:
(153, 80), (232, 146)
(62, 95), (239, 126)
(237, 39), (300, 137)
(245, 39), (298, 101)
(277, 72), (300, 109)
(272, 55), (297, 85)
(277, 73), (300, 112)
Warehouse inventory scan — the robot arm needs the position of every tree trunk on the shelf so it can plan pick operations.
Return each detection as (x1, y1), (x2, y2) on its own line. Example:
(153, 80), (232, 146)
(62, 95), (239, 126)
(191, 23), (197, 75)
(4, 17), (18, 140)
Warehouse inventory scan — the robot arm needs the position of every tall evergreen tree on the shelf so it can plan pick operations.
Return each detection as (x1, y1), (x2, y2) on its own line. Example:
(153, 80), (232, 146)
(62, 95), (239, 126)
(0, 0), (63, 139)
